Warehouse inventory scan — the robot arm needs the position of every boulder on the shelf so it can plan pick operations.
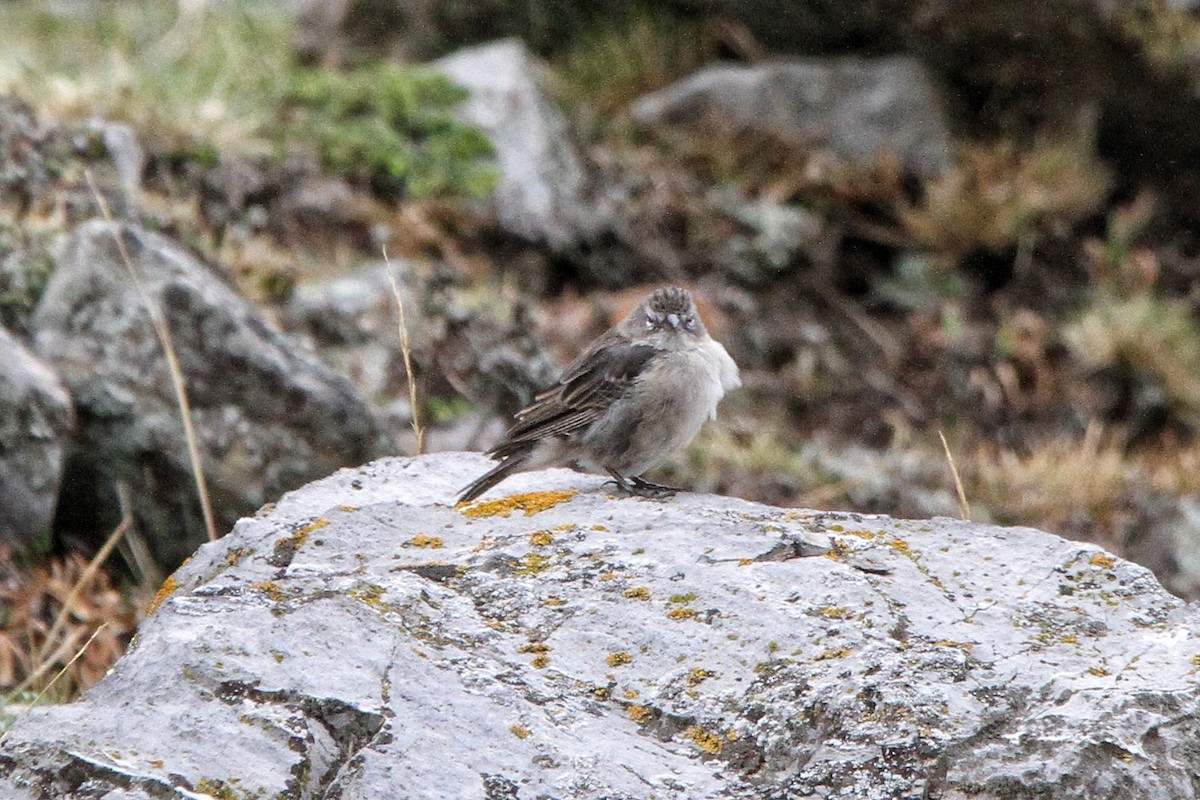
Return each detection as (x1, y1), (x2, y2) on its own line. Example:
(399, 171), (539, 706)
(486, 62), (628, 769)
(31, 220), (392, 568)
(0, 327), (73, 550)
(435, 40), (604, 254)
(1, 452), (1197, 798)
(631, 56), (952, 176)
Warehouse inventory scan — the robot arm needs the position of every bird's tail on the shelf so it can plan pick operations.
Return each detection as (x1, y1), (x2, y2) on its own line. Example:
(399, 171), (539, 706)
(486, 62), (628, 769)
(457, 454), (528, 504)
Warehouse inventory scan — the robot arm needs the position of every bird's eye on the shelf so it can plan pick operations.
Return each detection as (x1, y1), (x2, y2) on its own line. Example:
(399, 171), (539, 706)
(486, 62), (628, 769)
(684, 317), (697, 331)
(644, 314), (656, 330)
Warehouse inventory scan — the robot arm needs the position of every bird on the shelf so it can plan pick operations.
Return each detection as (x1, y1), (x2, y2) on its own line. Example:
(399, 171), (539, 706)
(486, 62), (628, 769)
(457, 286), (741, 503)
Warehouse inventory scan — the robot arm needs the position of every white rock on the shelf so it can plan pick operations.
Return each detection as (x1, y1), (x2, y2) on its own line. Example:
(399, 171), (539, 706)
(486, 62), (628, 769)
(2, 452), (1198, 798)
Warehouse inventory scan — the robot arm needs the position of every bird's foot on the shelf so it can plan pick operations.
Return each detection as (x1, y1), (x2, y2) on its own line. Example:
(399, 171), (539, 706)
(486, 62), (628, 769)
(630, 476), (678, 498)
(605, 471), (676, 499)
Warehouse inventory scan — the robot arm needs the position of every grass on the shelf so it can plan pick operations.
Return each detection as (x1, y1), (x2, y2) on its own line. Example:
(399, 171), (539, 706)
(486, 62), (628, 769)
(899, 140), (1111, 259)
(1064, 198), (1200, 428)
(383, 246), (425, 453)
(0, 543), (141, 731)
(0, 0), (497, 200)
(967, 426), (1130, 531)
(285, 63), (497, 199)
(554, 4), (715, 116)
(0, 0), (294, 156)
(88, 172), (217, 543)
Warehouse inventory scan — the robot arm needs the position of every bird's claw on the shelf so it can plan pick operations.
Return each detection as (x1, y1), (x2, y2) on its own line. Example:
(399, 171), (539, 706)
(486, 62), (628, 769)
(605, 472), (678, 500)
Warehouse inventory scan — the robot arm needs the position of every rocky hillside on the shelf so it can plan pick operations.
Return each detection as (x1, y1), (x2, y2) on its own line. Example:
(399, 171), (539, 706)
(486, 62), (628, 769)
(3, 0), (1200, 713)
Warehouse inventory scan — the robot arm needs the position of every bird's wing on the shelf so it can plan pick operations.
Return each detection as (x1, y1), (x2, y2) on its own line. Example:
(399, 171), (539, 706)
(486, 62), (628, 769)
(487, 335), (656, 458)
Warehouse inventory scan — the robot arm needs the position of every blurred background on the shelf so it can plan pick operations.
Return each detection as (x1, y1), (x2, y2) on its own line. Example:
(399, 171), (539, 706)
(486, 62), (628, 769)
(3, 0), (1200, 709)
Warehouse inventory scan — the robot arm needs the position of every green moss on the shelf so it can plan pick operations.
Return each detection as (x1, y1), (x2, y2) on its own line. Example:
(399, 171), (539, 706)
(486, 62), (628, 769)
(285, 63), (497, 199)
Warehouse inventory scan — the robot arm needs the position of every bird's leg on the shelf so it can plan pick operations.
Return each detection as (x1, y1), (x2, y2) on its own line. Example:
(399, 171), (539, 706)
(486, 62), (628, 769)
(629, 475), (678, 498)
(605, 469), (637, 495)
(605, 470), (677, 499)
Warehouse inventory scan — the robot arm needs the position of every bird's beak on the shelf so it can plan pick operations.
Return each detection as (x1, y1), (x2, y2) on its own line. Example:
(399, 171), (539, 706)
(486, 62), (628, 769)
(666, 313), (681, 330)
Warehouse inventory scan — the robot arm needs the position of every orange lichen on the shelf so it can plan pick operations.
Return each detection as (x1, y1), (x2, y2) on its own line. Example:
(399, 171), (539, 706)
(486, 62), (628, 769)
(1089, 552), (1116, 569)
(529, 532), (555, 547)
(815, 647), (853, 661)
(224, 547), (253, 567)
(816, 606), (852, 619)
(509, 725), (530, 739)
(623, 587), (651, 600)
(145, 575), (178, 615)
(458, 490), (577, 518)
(289, 516), (330, 547)
(628, 705), (653, 724)
(249, 582), (288, 603)
(666, 607), (698, 621)
(408, 534), (443, 549)
(606, 651), (633, 667)
(686, 725), (723, 754)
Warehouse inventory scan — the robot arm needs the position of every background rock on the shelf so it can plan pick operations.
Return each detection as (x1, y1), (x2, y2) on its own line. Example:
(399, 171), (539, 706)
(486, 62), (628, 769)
(435, 40), (606, 256)
(31, 220), (393, 568)
(0, 327), (73, 550)
(630, 56), (952, 177)
(2, 452), (1197, 798)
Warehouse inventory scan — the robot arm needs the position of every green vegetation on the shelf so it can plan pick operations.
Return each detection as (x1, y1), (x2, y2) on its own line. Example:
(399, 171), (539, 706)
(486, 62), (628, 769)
(555, 5), (714, 115)
(0, 1), (496, 200)
(0, 1), (293, 154)
(286, 64), (496, 198)
(899, 140), (1110, 259)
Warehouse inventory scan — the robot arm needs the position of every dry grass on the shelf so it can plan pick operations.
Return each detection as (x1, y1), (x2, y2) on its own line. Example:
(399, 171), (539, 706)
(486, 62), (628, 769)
(88, 172), (217, 542)
(900, 140), (1110, 258)
(0, 0), (294, 155)
(938, 430), (971, 520)
(555, 6), (716, 115)
(967, 425), (1130, 531)
(0, 545), (138, 709)
(383, 246), (425, 454)
(1064, 291), (1200, 424)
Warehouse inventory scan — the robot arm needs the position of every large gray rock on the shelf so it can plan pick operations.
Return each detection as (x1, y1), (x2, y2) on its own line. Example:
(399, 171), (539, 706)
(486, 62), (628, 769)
(436, 40), (604, 253)
(2, 452), (1198, 798)
(0, 327), (73, 549)
(31, 220), (392, 567)
(631, 56), (952, 176)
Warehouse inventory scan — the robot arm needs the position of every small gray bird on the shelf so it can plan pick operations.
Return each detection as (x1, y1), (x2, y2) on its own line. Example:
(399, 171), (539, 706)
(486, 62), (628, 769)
(458, 287), (741, 503)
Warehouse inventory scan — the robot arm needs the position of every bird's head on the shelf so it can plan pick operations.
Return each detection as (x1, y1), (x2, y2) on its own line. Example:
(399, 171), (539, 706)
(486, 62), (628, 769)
(625, 287), (706, 344)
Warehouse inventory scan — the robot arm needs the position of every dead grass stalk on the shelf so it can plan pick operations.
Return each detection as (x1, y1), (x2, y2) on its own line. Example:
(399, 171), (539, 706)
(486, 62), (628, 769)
(383, 245), (425, 454)
(85, 170), (217, 541)
(938, 430), (971, 520)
